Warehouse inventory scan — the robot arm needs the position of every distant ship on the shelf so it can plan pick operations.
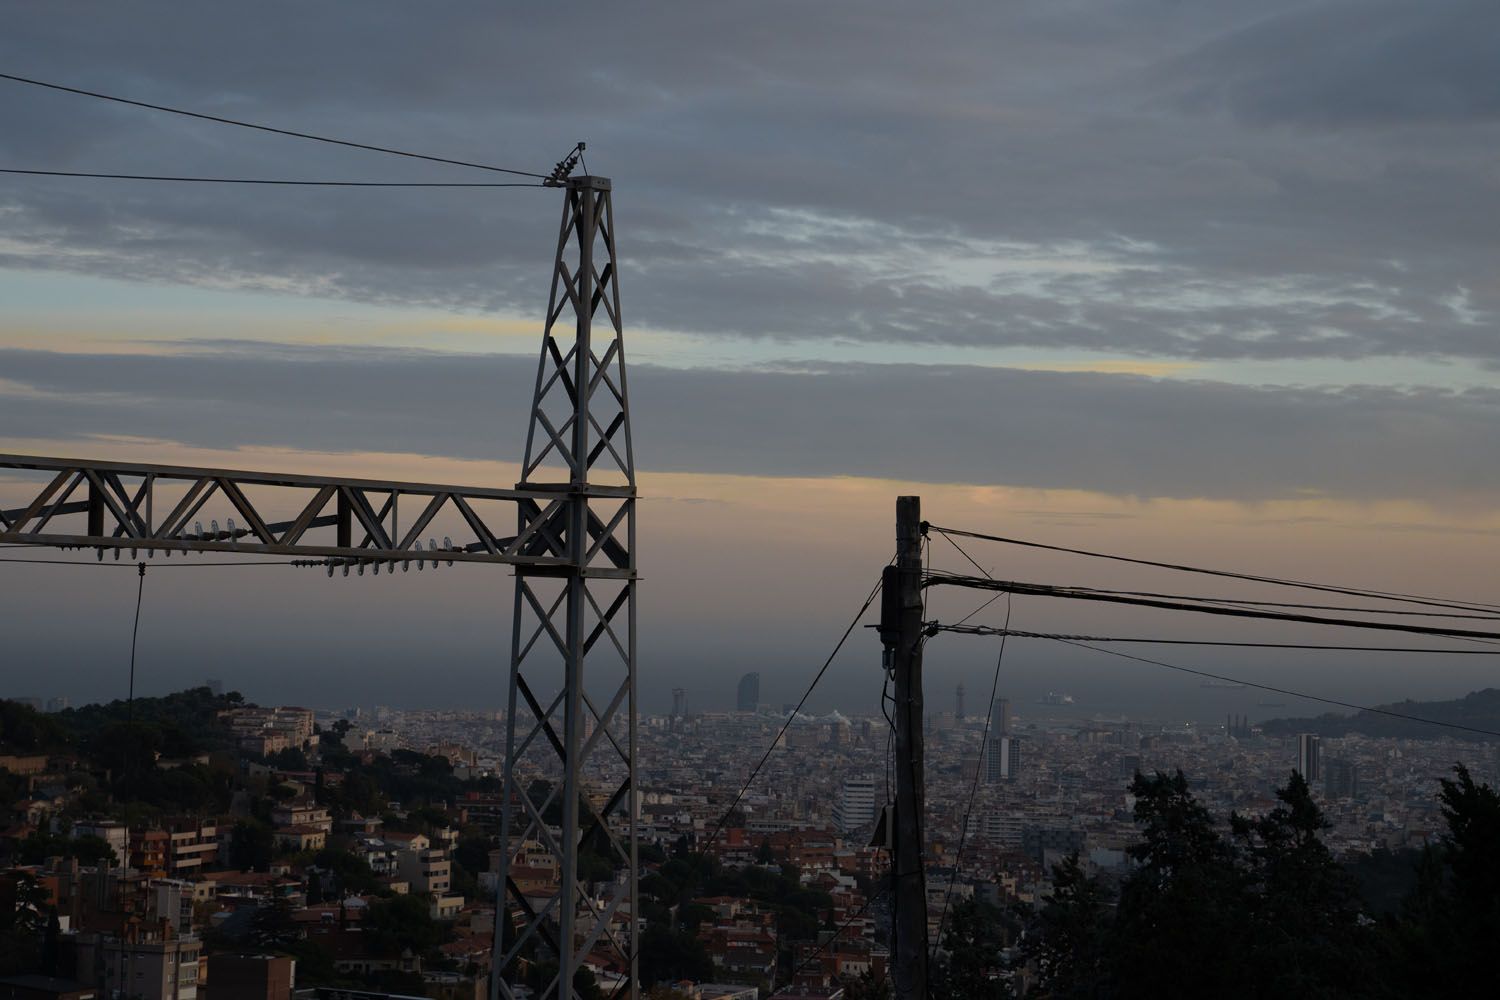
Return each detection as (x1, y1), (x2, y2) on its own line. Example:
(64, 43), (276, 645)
(1037, 692), (1074, 706)
(1201, 681), (1247, 690)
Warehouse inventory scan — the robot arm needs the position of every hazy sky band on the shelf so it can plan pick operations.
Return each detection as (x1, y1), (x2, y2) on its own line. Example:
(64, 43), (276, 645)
(1, 1), (1497, 716)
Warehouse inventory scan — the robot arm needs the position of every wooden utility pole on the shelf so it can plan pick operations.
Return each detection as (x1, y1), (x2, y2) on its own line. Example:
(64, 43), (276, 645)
(882, 495), (928, 1000)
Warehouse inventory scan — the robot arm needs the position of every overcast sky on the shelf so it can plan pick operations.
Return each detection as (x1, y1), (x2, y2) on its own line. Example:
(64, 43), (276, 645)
(2, 1), (1497, 722)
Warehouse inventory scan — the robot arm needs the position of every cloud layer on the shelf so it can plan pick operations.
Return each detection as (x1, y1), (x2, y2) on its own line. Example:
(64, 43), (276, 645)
(2, 1), (1497, 362)
(2, 344), (1496, 503)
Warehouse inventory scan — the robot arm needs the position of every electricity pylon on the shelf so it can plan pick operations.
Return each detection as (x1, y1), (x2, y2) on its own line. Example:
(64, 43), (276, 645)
(495, 175), (637, 1000)
(0, 174), (637, 1000)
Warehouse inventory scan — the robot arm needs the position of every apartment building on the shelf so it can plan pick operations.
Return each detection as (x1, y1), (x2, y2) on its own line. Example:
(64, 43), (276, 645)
(69, 924), (201, 1000)
(166, 823), (222, 876)
(390, 834), (463, 919)
(270, 803), (332, 833)
(221, 706), (315, 757)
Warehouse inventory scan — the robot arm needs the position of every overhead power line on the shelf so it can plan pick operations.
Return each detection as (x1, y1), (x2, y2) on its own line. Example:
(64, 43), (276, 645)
(770, 887), (888, 997)
(924, 571), (1500, 643)
(928, 527), (1500, 739)
(700, 567), (888, 855)
(127, 563), (145, 720)
(935, 625), (1500, 655)
(0, 72), (551, 180)
(0, 168), (544, 188)
(1039, 635), (1500, 740)
(1064, 586), (1500, 622)
(927, 524), (1500, 615)
(931, 593), (1011, 961)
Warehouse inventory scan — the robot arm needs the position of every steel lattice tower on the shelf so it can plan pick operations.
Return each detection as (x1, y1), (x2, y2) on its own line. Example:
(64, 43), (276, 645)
(0, 171), (638, 1000)
(493, 175), (638, 1000)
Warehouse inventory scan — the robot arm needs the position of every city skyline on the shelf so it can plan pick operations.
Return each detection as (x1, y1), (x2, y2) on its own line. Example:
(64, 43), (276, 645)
(10, 677), (1493, 996)
(2, 2), (1498, 783)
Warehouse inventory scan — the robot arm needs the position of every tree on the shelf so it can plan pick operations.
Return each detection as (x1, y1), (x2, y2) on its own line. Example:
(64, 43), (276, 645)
(524, 961), (606, 1000)
(677, 902), (715, 934)
(0, 699), (68, 752)
(0, 871), (51, 975)
(1230, 771), (1374, 996)
(16, 831), (117, 868)
(1384, 764), (1500, 995)
(338, 771), (385, 816)
(1109, 771), (1249, 998)
(229, 819), (275, 871)
(451, 833), (492, 899)
(268, 746), (309, 771)
(1346, 847), (1421, 918)
(312, 847), (383, 898)
(1028, 854), (1109, 998)
(408, 804), (452, 831)
(67, 834), (118, 867)
(366, 893), (444, 958)
(579, 848), (616, 886)
(931, 897), (1011, 1000)
(92, 721), (163, 792)
(639, 925), (713, 987)
(1435, 763), (1500, 940)
(249, 897), (300, 951)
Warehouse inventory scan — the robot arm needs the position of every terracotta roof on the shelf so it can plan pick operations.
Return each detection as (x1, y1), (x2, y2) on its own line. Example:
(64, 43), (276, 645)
(277, 824), (326, 835)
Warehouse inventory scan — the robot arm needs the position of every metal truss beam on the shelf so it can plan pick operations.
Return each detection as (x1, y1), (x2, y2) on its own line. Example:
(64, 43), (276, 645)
(495, 175), (638, 1000)
(0, 454), (635, 572)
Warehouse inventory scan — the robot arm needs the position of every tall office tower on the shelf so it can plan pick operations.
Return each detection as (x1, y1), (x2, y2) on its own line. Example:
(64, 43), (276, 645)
(736, 672), (760, 712)
(990, 697), (1012, 737)
(1296, 733), (1321, 782)
(985, 735), (1021, 783)
(671, 687), (686, 719)
(955, 684), (966, 721)
(1324, 758), (1358, 799)
(833, 776), (878, 832)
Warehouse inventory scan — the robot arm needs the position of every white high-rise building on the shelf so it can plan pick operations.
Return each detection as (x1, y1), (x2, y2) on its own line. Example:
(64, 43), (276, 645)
(985, 735), (1021, 783)
(833, 776), (877, 832)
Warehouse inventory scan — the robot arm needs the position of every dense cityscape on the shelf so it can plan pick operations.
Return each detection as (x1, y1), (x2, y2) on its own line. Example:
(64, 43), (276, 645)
(5, 3), (1500, 999)
(3, 673), (1497, 998)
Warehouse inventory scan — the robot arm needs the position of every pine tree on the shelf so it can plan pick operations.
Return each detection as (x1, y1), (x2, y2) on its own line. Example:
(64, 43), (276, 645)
(1027, 853), (1109, 998)
(1385, 764), (1500, 995)
(1231, 771), (1375, 996)
(1110, 771), (1250, 998)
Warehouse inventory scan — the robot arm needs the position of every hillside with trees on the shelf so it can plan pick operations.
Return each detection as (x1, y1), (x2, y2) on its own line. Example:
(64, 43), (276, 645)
(1262, 687), (1500, 741)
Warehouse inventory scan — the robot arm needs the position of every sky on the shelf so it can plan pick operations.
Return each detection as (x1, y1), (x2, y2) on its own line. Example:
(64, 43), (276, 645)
(1, 1), (1498, 724)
